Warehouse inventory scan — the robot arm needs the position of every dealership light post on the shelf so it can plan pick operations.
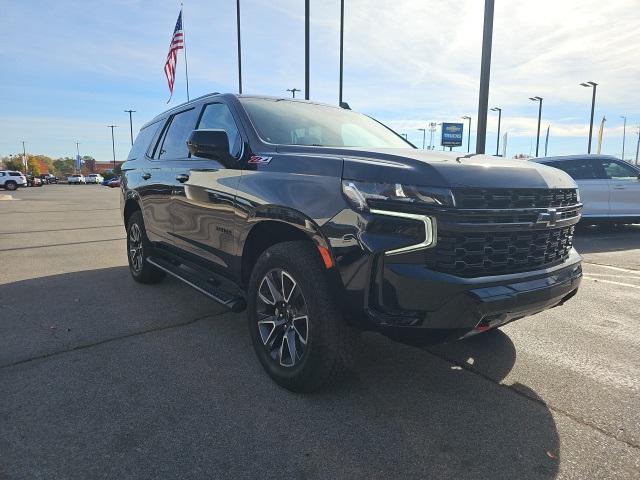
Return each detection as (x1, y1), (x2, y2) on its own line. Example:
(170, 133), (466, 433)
(581, 81), (597, 153)
(475, 0), (494, 154)
(490, 107), (502, 156)
(286, 88), (300, 98)
(108, 125), (117, 170)
(21, 140), (27, 172)
(124, 109), (136, 146)
(461, 116), (472, 152)
(305, 0), (310, 100)
(529, 96), (543, 157)
(636, 126), (640, 165)
(418, 128), (427, 149)
(339, 0), (344, 104)
(236, 0), (242, 94)
(620, 115), (627, 161)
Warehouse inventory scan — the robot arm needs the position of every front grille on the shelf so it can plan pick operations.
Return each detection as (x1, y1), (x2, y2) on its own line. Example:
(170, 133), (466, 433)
(424, 226), (575, 277)
(454, 188), (578, 209)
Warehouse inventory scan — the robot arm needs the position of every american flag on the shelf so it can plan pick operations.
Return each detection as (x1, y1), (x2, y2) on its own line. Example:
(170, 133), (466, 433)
(164, 10), (184, 101)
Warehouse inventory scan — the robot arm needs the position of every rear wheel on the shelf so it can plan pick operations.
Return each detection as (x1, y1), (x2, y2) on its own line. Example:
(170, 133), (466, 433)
(4, 181), (17, 191)
(248, 241), (359, 392)
(126, 210), (165, 284)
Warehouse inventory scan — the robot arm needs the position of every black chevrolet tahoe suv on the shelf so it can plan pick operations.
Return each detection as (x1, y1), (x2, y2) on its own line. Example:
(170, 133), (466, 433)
(121, 93), (582, 392)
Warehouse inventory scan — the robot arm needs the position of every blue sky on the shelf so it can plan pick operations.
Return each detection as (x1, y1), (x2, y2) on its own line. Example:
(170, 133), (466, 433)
(1, 0), (639, 162)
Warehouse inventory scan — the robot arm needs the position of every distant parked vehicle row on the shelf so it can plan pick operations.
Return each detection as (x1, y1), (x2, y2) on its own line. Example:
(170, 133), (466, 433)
(68, 174), (86, 184)
(40, 173), (58, 184)
(26, 175), (43, 187)
(86, 173), (104, 184)
(531, 154), (640, 224)
(0, 170), (27, 190)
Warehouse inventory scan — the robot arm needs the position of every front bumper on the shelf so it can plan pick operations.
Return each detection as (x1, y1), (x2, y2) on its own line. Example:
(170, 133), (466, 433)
(366, 248), (582, 346)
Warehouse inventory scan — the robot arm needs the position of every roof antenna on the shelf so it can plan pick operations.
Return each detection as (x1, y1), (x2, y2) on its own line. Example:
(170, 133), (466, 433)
(339, 101), (351, 110)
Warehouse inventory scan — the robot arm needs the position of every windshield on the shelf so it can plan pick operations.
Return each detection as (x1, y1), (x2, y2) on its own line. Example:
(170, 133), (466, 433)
(240, 98), (412, 149)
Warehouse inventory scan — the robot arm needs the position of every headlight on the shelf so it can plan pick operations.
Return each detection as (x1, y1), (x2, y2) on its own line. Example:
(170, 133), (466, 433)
(341, 180), (454, 212)
(342, 180), (444, 254)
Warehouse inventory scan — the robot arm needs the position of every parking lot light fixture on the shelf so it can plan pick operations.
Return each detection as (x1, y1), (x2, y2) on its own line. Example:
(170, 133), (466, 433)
(124, 110), (136, 146)
(286, 88), (300, 99)
(418, 128), (427, 149)
(108, 125), (117, 170)
(490, 107), (502, 156)
(620, 115), (627, 161)
(462, 116), (472, 152)
(581, 81), (598, 153)
(529, 97), (543, 157)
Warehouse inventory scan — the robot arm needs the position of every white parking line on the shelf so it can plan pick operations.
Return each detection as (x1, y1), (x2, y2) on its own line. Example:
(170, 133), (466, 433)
(583, 277), (640, 289)
(584, 263), (640, 274)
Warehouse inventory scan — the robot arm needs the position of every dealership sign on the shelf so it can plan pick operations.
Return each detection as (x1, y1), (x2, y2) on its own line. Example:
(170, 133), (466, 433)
(441, 122), (464, 147)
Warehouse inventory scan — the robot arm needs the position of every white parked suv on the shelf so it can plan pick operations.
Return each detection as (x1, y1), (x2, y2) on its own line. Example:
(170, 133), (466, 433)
(531, 155), (640, 223)
(67, 174), (86, 184)
(85, 173), (104, 184)
(0, 170), (27, 190)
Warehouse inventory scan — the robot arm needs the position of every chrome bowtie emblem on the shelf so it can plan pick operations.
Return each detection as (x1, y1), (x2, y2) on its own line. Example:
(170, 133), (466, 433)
(537, 208), (558, 226)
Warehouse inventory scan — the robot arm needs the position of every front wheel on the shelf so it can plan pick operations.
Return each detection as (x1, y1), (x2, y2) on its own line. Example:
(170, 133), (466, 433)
(126, 210), (166, 284)
(247, 241), (359, 393)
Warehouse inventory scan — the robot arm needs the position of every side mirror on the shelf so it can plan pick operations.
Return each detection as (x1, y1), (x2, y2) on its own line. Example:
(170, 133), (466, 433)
(187, 129), (234, 166)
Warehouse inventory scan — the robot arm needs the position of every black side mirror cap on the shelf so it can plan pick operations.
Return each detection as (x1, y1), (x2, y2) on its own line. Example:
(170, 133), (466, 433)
(187, 129), (234, 166)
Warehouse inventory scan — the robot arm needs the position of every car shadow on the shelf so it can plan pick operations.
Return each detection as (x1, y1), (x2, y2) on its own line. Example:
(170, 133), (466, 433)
(0, 267), (559, 479)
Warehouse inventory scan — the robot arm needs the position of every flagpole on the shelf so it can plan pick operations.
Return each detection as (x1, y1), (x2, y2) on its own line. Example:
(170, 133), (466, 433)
(181, 3), (190, 101)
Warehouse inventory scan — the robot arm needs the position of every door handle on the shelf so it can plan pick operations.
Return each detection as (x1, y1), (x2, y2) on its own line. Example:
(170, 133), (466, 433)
(141, 172), (152, 180)
(613, 185), (626, 190)
(176, 173), (190, 183)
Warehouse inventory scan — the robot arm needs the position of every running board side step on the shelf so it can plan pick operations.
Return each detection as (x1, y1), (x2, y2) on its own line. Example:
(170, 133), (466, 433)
(147, 256), (246, 313)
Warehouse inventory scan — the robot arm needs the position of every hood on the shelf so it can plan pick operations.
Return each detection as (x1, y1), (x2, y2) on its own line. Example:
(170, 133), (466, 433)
(337, 148), (576, 190)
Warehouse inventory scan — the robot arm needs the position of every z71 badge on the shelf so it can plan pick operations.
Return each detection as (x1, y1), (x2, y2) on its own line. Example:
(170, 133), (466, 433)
(248, 155), (273, 165)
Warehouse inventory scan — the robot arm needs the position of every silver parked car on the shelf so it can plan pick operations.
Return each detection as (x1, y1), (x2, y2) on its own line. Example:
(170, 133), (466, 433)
(531, 155), (640, 223)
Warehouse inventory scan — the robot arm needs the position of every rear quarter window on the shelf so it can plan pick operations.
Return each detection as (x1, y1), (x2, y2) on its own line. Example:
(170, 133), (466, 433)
(127, 120), (163, 160)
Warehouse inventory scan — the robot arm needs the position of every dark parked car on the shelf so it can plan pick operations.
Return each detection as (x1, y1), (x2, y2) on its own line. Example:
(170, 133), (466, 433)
(40, 173), (58, 184)
(121, 93), (583, 392)
(26, 175), (43, 187)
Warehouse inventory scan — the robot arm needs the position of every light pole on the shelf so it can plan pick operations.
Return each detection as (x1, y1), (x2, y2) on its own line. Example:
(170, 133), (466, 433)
(475, 0), (495, 154)
(286, 88), (300, 98)
(124, 110), (136, 146)
(461, 116), (472, 153)
(236, 0), (242, 94)
(490, 107), (502, 156)
(108, 125), (117, 170)
(429, 122), (437, 150)
(636, 126), (640, 166)
(581, 81), (597, 153)
(304, 0), (310, 100)
(75, 142), (81, 173)
(620, 115), (627, 161)
(418, 128), (427, 149)
(529, 96), (543, 157)
(21, 141), (27, 172)
(338, 0), (344, 105)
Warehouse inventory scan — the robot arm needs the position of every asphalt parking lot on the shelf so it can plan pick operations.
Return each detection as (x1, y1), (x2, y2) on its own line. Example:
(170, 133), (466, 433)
(1, 185), (639, 480)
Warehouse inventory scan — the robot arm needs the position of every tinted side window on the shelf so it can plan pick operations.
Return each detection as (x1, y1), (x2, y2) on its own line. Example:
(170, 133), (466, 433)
(550, 160), (602, 180)
(157, 108), (199, 160)
(196, 103), (242, 157)
(602, 160), (638, 179)
(9, 172), (21, 177)
(127, 121), (162, 160)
